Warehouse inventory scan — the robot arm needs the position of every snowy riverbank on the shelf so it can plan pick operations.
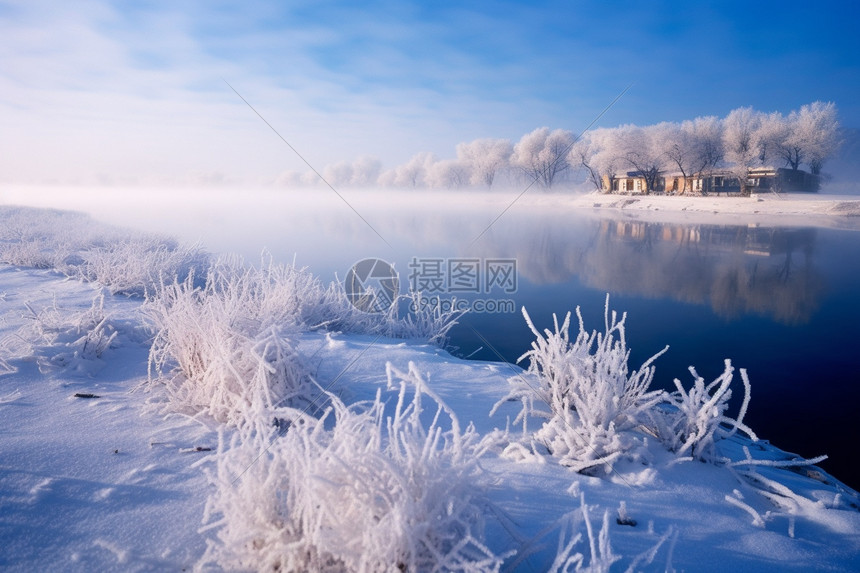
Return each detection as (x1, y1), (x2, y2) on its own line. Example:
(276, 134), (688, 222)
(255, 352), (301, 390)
(550, 191), (860, 230)
(2, 204), (860, 571)
(1, 266), (859, 571)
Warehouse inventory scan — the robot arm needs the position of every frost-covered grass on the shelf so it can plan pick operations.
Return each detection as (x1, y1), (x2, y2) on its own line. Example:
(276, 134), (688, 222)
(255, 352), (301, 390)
(0, 205), (208, 295)
(17, 293), (119, 376)
(492, 296), (809, 482)
(77, 236), (209, 297)
(143, 257), (320, 425)
(658, 360), (757, 462)
(142, 255), (461, 425)
(199, 362), (506, 572)
(493, 299), (667, 473)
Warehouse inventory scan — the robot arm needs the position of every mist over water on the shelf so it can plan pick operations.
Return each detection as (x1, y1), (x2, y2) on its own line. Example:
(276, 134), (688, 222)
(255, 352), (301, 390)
(3, 185), (860, 488)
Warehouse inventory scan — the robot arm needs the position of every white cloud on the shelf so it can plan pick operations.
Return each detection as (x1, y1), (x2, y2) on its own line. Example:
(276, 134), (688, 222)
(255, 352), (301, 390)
(0, 0), (583, 184)
(1, 0), (854, 185)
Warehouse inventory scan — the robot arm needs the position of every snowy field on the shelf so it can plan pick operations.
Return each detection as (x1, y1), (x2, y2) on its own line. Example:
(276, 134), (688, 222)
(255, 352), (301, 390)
(2, 204), (860, 571)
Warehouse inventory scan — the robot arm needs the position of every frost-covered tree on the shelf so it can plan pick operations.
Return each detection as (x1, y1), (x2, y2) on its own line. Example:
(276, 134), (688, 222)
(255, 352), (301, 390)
(349, 156), (382, 187)
(617, 124), (666, 194)
(660, 117), (723, 194)
(755, 111), (787, 168)
(300, 169), (320, 187)
(802, 102), (840, 175)
(376, 167), (396, 187)
(722, 107), (767, 196)
(274, 170), (304, 188)
(570, 128), (627, 193)
(511, 127), (574, 188)
(569, 133), (603, 191)
(589, 127), (625, 193)
(686, 115), (724, 180)
(653, 122), (688, 191)
(378, 152), (437, 188)
(773, 101), (840, 175)
(456, 138), (513, 188)
(425, 159), (471, 189)
(321, 157), (383, 188)
(322, 161), (353, 188)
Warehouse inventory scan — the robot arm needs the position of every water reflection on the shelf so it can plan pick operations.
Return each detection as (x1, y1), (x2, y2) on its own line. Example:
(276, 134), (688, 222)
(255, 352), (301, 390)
(583, 221), (821, 324)
(476, 216), (822, 325)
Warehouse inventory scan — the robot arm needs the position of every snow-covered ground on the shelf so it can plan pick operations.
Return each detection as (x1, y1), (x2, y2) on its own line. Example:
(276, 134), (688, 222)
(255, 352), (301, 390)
(553, 191), (860, 230)
(2, 204), (859, 571)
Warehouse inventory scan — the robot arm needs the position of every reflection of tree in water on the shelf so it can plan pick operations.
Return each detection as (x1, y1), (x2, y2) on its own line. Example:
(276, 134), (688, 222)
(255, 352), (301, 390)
(706, 228), (820, 323)
(476, 214), (823, 325)
(475, 215), (594, 285)
(581, 220), (823, 324)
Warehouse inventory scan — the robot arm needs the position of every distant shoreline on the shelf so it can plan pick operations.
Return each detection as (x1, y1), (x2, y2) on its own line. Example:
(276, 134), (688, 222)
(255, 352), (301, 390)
(3, 185), (860, 231)
(540, 191), (860, 230)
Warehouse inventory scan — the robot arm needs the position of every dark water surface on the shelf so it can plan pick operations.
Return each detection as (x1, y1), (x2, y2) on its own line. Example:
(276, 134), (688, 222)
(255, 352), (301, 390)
(450, 218), (860, 490)
(7, 188), (859, 489)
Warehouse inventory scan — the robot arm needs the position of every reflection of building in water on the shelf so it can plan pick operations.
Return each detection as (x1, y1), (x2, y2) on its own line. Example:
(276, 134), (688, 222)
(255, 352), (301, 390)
(604, 220), (809, 257)
(471, 210), (823, 324)
(587, 220), (821, 323)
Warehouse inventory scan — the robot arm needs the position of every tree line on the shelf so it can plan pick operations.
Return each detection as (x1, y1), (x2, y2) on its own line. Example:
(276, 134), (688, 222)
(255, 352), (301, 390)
(276, 102), (840, 194)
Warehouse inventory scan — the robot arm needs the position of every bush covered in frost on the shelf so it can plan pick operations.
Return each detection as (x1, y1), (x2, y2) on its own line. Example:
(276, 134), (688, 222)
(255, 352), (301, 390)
(199, 362), (506, 572)
(493, 297), (666, 473)
(143, 253), (464, 423)
(493, 295), (759, 474)
(144, 256), (320, 425)
(382, 290), (463, 347)
(653, 360), (757, 462)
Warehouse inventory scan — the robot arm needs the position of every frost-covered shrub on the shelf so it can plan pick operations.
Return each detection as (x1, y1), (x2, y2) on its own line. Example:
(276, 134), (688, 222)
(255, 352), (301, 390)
(491, 296), (768, 474)
(494, 296), (667, 473)
(199, 362), (506, 572)
(300, 285), (463, 347)
(382, 290), (464, 347)
(654, 360), (758, 462)
(144, 253), (465, 423)
(144, 257), (319, 425)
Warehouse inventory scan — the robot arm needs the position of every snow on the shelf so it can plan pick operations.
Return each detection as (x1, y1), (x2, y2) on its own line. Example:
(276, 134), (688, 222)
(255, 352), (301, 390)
(550, 191), (860, 230)
(0, 267), (212, 571)
(2, 261), (859, 571)
(2, 203), (860, 571)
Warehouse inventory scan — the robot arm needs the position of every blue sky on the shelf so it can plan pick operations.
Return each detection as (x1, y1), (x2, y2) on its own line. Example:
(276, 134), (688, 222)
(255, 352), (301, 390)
(1, 0), (857, 185)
